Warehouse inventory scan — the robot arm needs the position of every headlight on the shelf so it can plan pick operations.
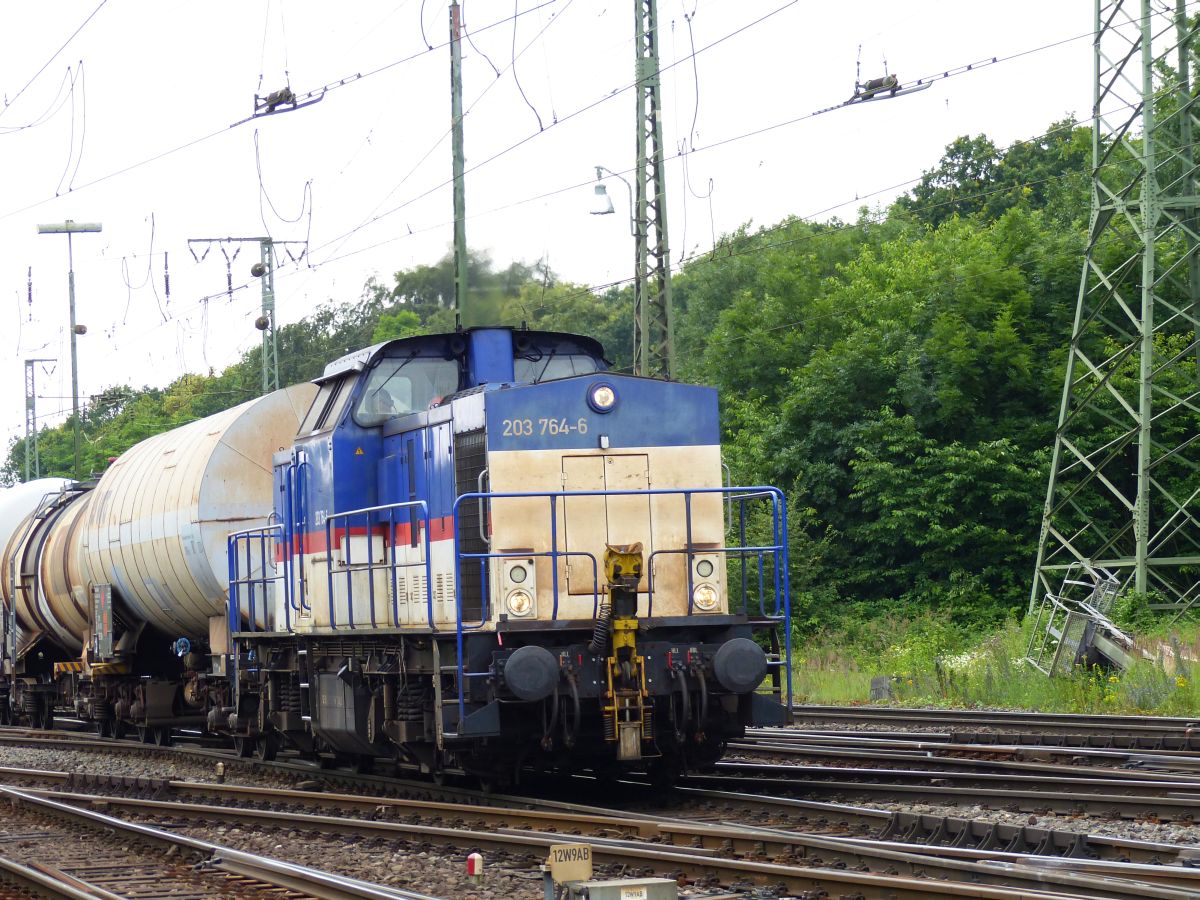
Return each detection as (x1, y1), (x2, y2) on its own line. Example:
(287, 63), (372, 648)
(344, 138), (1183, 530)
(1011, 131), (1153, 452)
(588, 383), (617, 413)
(692, 583), (719, 611)
(506, 589), (534, 616)
(508, 564), (528, 584)
(695, 558), (715, 578)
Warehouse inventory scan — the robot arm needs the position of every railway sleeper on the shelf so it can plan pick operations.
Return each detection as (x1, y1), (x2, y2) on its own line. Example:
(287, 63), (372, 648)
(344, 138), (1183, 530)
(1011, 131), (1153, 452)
(880, 811), (1101, 859)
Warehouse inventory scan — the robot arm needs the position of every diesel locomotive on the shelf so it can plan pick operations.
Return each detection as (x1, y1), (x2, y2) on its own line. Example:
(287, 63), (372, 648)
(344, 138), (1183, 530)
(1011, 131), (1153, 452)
(0, 327), (792, 781)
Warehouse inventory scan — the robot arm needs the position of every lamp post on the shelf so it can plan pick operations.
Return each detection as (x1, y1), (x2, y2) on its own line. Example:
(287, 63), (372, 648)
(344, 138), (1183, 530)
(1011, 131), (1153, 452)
(37, 220), (102, 480)
(591, 165), (636, 237)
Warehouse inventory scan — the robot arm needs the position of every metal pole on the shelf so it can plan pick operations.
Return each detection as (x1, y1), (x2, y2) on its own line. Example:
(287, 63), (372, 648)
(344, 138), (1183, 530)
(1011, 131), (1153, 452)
(259, 239), (279, 394)
(23, 361), (34, 483)
(633, 0), (672, 379)
(1177, 0), (1200, 390)
(36, 220), (101, 481)
(450, 1), (469, 323)
(67, 231), (81, 479)
(1134, 0), (1156, 593)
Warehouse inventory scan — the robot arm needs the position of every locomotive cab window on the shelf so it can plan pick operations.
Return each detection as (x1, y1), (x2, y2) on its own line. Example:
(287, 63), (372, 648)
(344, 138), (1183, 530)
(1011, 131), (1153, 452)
(353, 355), (461, 427)
(513, 338), (605, 385)
(300, 376), (351, 434)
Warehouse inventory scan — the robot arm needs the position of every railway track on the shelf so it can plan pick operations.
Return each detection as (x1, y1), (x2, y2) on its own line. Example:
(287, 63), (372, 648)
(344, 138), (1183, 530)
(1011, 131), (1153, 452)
(0, 786), (436, 900)
(791, 705), (1200, 749)
(4, 720), (1200, 897)
(735, 728), (1200, 774)
(5, 773), (1197, 900)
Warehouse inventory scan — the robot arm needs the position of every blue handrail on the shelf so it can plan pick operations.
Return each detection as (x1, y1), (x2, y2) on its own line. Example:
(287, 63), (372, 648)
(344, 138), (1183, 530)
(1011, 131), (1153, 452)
(448, 485), (792, 725)
(227, 523), (286, 635)
(324, 499), (435, 631)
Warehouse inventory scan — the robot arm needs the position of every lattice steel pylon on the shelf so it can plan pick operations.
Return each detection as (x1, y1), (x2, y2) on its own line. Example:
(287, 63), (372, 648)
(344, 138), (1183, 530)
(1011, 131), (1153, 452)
(632, 0), (673, 380)
(1031, 0), (1200, 612)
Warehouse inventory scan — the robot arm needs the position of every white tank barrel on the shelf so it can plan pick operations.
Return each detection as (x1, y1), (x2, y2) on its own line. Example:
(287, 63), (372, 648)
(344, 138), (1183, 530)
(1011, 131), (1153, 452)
(81, 383), (317, 639)
(0, 479), (73, 651)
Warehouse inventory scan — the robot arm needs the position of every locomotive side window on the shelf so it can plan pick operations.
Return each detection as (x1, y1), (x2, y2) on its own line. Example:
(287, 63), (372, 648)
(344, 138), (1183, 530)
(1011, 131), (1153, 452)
(300, 377), (351, 434)
(354, 356), (461, 426)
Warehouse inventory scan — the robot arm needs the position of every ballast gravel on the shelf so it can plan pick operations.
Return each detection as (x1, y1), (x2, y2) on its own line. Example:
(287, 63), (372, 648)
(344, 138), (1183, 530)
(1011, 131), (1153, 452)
(0, 745), (713, 899)
(4, 741), (1199, 895)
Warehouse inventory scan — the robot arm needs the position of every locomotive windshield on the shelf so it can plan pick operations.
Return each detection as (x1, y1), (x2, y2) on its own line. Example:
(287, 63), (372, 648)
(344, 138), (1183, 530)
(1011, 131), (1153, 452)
(353, 354), (461, 426)
(513, 351), (601, 384)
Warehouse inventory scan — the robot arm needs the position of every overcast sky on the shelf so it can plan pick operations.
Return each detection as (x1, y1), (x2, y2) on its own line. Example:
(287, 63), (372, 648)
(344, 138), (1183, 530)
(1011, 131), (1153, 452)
(0, 1), (1099, 452)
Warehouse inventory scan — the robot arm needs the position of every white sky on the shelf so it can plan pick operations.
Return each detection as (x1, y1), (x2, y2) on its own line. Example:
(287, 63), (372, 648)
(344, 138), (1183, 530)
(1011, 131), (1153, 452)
(0, 1), (1098, 451)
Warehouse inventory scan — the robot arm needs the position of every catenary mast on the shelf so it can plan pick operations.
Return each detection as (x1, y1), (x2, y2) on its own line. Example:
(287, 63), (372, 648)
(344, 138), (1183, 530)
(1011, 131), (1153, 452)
(1031, 0), (1200, 613)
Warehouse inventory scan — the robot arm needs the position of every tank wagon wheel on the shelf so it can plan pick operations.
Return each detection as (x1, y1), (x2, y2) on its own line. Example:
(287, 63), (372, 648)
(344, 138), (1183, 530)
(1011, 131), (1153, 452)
(255, 733), (279, 761)
(136, 725), (154, 744)
(233, 736), (253, 758)
(112, 720), (127, 740)
(94, 719), (111, 739)
(39, 706), (54, 731)
(153, 726), (172, 747)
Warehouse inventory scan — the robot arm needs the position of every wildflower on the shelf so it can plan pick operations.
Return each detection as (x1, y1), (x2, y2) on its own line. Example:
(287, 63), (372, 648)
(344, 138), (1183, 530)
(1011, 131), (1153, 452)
(1177, 675), (1188, 689)
(1108, 675), (1119, 683)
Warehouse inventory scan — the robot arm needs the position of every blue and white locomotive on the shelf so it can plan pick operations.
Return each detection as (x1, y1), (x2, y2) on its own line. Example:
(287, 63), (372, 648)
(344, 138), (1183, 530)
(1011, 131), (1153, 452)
(0, 326), (792, 780)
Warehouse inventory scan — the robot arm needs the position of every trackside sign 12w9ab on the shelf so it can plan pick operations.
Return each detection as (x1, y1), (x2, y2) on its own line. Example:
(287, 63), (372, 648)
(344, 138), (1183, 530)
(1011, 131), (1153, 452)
(547, 843), (593, 883)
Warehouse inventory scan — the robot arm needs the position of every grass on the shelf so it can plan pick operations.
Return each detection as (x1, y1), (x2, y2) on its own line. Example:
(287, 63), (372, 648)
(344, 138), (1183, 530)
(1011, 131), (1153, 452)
(791, 614), (1200, 715)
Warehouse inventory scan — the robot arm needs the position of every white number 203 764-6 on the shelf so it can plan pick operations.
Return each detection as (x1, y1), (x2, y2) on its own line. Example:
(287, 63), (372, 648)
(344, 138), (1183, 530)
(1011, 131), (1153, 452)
(501, 417), (588, 437)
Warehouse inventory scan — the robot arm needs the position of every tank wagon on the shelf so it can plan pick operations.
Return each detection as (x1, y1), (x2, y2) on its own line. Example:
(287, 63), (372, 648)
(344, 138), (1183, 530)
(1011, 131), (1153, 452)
(0, 327), (791, 780)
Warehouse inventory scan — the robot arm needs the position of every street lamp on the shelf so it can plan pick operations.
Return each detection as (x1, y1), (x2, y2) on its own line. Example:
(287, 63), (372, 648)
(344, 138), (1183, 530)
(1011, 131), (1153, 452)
(37, 220), (102, 480)
(591, 165), (636, 236)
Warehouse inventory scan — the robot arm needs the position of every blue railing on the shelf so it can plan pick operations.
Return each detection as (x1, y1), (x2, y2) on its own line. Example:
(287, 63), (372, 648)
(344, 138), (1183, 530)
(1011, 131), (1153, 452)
(284, 453), (311, 612)
(449, 485), (792, 724)
(228, 484), (794, 728)
(324, 500), (435, 630)
(227, 523), (288, 634)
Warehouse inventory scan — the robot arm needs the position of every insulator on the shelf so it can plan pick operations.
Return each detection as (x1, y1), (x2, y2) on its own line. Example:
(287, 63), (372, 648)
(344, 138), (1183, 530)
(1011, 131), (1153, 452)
(164, 251), (170, 302)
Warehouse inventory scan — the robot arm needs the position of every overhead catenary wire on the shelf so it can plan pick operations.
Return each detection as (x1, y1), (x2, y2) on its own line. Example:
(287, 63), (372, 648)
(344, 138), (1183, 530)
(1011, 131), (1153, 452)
(0, 65), (80, 136)
(0, 0), (107, 121)
(306, 0), (798, 271)
(0, 4), (1166, 444)
(0, 1), (559, 225)
(16, 6), (1118, 409)
(312, 0), (580, 269)
(54, 63), (86, 196)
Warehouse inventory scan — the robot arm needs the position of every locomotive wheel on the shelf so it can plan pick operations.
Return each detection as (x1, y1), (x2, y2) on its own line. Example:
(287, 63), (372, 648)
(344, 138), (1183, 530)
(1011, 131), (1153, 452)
(95, 719), (112, 739)
(136, 725), (154, 743)
(255, 734), (279, 761)
(112, 720), (127, 740)
(233, 736), (253, 757)
(39, 705), (54, 731)
(153, 726), (172, 747)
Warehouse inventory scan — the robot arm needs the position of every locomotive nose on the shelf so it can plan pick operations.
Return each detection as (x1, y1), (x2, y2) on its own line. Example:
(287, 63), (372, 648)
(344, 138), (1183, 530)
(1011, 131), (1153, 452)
(712, 638), (769, 693)
(502, 645), (560, 701)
